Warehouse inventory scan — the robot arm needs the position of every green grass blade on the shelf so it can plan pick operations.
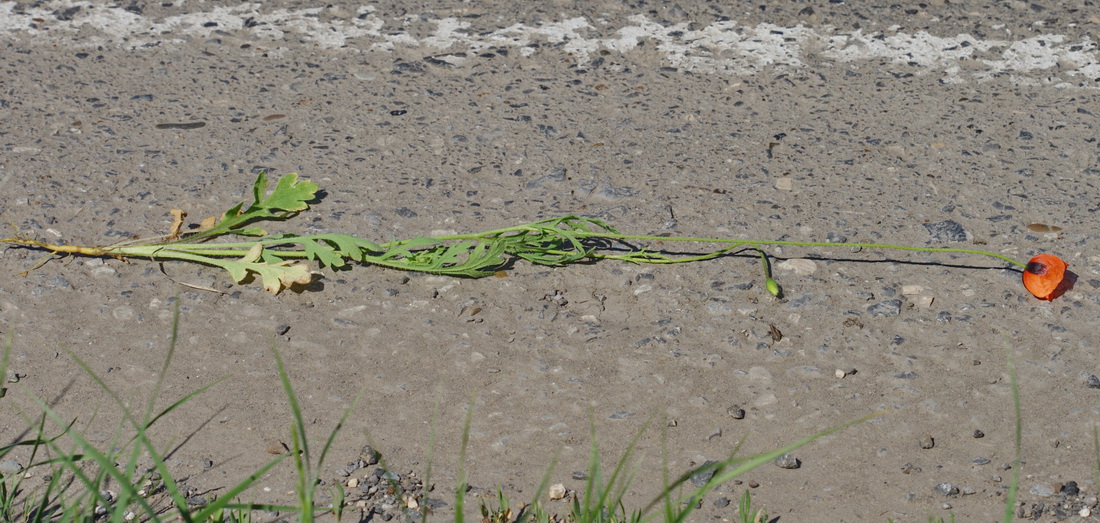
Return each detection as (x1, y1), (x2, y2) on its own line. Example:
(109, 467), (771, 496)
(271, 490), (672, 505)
(1003, 350), (1022, 523)
(667, 412), (882, 523)
(273, 347), (316, 521)
(420, 392), (443, 523)
(312, 384), (367, 519)
(515, 446), (560, 523)
(455, 398), (476, 523)
(30, 396), (164, 520)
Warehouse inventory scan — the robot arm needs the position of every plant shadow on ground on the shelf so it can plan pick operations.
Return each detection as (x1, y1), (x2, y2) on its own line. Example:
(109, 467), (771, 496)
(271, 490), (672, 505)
(0, 298), (1043, 522)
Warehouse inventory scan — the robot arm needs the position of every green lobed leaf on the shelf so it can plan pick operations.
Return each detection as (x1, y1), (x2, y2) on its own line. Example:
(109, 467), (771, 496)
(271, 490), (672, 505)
(235, 227), (268, 237)
(363, 237), (509, 277)
(300, 238), (348, 268)
(261, 172), (318, 213)
(219, 201), (246, 224)
(318, 233), (383, 257)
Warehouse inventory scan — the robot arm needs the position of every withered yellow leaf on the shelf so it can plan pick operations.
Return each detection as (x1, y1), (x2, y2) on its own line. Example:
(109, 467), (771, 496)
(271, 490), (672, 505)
(167, 209), (187, 240)
(198, 216), (218, 231)
(278, 263), (313, 290)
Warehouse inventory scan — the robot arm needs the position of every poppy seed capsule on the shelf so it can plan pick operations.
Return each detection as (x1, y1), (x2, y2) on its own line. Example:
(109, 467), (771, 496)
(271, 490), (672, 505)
(1026, 261), (1049, 275)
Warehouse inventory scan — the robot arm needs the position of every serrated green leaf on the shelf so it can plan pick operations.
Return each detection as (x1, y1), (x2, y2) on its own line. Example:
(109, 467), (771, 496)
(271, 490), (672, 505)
(313, 234), (382, 259)
(261, 173), (318, 213)
(252, 171), (270, 208)
(169, 173), (319, 245)
(362, 237), (509, 277)
(301, 238), (348, 268)
(220, 202), (245, 223)
(235, 227), (268, 237)
(260, 248), (286, 264)
(223, 261), (250, 284)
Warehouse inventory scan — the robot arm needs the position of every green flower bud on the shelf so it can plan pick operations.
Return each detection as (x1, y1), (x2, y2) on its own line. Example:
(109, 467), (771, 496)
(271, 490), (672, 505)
(766, 278), (781, 297)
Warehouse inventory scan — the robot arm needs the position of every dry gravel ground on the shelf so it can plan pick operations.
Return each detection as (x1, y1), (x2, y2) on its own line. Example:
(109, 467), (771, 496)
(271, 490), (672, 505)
(2, 1), (1100, 521)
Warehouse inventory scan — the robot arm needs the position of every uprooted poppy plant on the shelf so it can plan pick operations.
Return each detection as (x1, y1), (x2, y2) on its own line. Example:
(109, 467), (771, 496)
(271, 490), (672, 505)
(0, 172), (1075, 300)
(1022, 253), (1070, 301)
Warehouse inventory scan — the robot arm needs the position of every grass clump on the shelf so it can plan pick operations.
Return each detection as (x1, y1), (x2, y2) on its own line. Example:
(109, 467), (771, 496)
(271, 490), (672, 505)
(473, 412), (878, 523)
(0, 300), (349, 521)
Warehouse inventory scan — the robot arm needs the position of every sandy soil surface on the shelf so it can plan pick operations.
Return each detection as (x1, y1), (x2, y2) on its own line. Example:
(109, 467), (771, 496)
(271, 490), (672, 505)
(2, 1), (1100, 521)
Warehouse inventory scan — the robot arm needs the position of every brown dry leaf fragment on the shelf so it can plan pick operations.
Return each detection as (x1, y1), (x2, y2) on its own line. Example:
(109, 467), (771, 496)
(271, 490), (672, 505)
(167, 209), (187, 240)
(769, 324), (783, 343)
(1026, 223), (1063, 233)
(197, 216), (218, 231)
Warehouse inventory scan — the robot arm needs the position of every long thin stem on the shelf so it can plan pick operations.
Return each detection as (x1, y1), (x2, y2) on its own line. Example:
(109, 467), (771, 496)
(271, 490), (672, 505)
(429, 227), (1026, 268)
(571, 233), (1027, 269)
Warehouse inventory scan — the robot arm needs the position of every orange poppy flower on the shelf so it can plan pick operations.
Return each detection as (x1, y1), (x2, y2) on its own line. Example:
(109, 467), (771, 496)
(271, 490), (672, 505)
(1022, 254), (1068, 301)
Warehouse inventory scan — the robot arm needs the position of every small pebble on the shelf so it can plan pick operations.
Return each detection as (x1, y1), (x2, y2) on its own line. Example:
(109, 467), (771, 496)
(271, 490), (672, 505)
(924, 220), (971, 242)
(1029, 484), (1054, 497)
(1060, 481), (1079, 496)
(276, 324), (291, 335)
(0, 459), (24, 475)
(690, 461), (718, 487)
(548, 483), (567, 500)
(773, 452), (800, 469)
(973, 430), (985, 438)
(934, 482), (959, 496)
(727, 406), (746, 419)
(360, 445), (381, 465)
(777, 259), (817, 275)
(1087, 375), (1100, 389)
(713, 496), (730, 508)
(747, 480), (760, 488)
(919, 434), (935, 449)
(45, 275), (72, 289)
(868, 299), (902, 317)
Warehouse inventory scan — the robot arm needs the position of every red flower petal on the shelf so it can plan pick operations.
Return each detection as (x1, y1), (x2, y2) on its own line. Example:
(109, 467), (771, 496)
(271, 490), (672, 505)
(1022, 254), (1068, 301)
